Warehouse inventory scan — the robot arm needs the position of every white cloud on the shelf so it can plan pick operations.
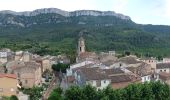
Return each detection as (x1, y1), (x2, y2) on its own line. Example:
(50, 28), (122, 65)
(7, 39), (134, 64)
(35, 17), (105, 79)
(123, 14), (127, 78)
(165, 0), (170, 17)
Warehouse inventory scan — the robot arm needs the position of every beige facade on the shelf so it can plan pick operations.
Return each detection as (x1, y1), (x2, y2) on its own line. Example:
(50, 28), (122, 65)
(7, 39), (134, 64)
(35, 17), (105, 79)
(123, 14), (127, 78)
(22, 53), (31, 62)
(0, 57), (7, 64)
(0, 74), (17, 96)
(42, 59), (51, 72)
(141, 58), (157, 70)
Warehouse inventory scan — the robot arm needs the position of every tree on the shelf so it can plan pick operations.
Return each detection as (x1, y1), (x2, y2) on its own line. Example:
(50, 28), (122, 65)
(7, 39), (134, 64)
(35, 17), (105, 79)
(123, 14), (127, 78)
(65, 86), (85, 100)
(52, 63), (69, 73)
(125, 51), (131, 56)
(82, 85), (97, 100)
(10, 95), (18, 100)
(157, 55), (163, 61)
(48, 81), (170, 100)
(22, 86), (43, 100)
(48, 91), (62, 100)
(48, 87), (63, 100)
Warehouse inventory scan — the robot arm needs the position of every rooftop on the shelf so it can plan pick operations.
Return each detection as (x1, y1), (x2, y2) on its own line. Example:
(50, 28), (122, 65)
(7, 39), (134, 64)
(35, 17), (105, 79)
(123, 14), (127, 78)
(119, 56), (141, 64)
(0, 74), (16, 79)
(156, 63), (170, 69)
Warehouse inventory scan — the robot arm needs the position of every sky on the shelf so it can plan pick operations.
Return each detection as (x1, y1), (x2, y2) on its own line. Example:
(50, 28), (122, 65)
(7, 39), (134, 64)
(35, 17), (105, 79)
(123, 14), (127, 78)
(0, 0), (170, 25)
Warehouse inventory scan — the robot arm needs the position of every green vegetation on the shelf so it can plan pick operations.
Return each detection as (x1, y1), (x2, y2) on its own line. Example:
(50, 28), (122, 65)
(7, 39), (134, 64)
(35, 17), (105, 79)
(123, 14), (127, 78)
(0, 95), (18, 100)
(48, 81), (170, 100)
(21, 86), (43, 100)
(52, 63), (69, 73)
(48, 87), (63, 100)
(0, 14), (170, 63)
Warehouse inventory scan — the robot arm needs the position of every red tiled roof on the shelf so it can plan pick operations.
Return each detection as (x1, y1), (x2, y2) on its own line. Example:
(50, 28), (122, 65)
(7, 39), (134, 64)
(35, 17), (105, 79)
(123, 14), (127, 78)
(79, 52), (97, 59)
(0, 74), (17, 79)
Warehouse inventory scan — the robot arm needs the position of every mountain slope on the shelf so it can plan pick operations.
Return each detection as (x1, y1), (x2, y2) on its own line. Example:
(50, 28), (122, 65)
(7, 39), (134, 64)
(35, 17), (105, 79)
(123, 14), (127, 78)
(0, 8), (170, 59)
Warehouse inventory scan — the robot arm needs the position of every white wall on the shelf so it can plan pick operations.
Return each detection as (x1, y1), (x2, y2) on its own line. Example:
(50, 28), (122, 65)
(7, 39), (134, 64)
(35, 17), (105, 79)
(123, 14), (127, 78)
(86, 80), (111, 89)
(99, 80), (111, 89)
(156, 68), (170, 73)
(0, 52), (7, 58)
(141, 75), (151, 83)
(70, 61), (93, 69)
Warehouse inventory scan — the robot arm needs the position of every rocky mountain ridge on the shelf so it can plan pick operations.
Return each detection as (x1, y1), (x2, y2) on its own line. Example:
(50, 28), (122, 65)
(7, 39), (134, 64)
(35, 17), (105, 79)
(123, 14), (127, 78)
(0, 8), (131, 20)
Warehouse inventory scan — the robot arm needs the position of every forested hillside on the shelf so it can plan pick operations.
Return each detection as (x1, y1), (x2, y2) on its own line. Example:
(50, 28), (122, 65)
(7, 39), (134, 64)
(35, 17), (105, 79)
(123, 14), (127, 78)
(0, 10), (170, 61)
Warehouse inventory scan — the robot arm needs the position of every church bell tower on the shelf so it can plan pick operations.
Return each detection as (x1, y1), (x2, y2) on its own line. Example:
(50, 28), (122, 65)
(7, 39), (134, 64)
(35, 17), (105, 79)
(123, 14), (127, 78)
(78, 37), (85, 55)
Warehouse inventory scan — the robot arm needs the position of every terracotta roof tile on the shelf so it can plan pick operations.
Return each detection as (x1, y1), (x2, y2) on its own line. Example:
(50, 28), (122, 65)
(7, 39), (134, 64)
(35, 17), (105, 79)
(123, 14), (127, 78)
(0, 74), (16, 79)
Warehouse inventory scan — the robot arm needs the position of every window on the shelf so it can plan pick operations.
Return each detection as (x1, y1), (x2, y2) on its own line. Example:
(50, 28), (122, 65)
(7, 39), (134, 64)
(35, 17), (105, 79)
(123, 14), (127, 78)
(0, 88), (3, 92)
(160, 70), (162, 72)
(144, 77), (146, 81)
(103, 80), (106, 83)
(164, 70), (166, 72)
(148, 76), (150, 80)
(79, 47), (82, 52)
(120, 63), (122, 67)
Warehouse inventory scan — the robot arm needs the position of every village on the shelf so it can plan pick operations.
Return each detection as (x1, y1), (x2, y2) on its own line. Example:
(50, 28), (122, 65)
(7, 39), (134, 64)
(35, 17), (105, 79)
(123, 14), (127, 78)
(1, 36), (170, 100)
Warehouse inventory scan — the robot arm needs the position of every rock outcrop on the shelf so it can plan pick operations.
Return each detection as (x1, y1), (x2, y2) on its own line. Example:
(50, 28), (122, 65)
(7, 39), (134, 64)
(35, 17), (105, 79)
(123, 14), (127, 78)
(0, 8), (131, 20)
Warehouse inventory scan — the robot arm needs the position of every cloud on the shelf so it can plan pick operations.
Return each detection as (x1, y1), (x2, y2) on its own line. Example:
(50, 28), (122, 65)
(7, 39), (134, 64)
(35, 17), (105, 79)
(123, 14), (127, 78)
(165, 0), (170, 17)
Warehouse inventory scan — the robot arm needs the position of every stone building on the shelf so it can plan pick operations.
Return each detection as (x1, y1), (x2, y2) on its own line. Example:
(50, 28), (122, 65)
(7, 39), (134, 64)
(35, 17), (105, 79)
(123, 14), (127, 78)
(156, 63), (170, 73)
(6, 61), (42, 88)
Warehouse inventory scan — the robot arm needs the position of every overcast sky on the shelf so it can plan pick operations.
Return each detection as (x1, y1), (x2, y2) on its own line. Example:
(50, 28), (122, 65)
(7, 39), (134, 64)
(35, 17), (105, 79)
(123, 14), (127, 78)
(0, 0), (170, 25)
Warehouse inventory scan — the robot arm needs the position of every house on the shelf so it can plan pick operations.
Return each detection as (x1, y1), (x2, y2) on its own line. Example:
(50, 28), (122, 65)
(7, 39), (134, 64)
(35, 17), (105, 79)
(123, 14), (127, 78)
(156, 63), (170, 73)
(15, 51), (23, 61)
(110, 74), (141, 89)
(127, 62), (153, 83)
(14, 51), (32, 62)
(140, 57), (157, 70)
(105, 67), (141, 89)
(163, 58), (170, 63)
(157, 72), (170, 85)
(0, 48), (13, 64)
(42, 58), (51, 72)
(75, 67), (111, 89)
(7, 61), (42, 88)
(74, 66), (141, 89)
(22, 51), (32, 62)
(0, 74), (17, 96)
